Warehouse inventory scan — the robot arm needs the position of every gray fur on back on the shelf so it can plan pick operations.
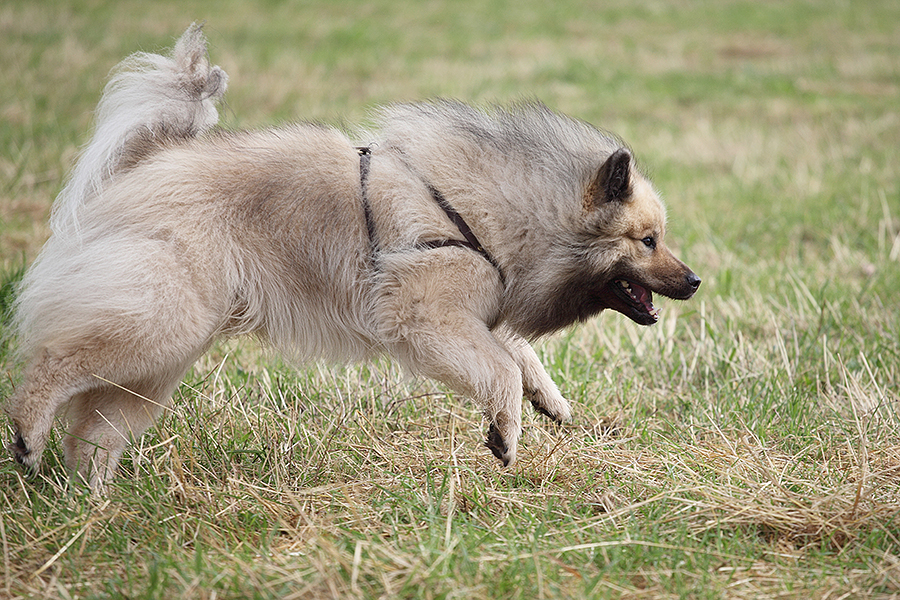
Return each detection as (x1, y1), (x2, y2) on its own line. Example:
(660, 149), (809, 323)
(376, 100), (623, 189)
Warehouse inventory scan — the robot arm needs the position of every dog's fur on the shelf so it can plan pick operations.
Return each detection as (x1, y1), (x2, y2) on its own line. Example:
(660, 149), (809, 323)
(5, 25), (700, 488)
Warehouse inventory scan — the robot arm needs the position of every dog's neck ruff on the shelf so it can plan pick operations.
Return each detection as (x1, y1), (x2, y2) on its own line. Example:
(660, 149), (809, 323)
(357, 146), (504, 280)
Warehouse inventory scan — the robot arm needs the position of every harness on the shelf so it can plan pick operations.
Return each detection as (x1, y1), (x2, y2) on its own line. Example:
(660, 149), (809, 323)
(357, 146), (504, 281)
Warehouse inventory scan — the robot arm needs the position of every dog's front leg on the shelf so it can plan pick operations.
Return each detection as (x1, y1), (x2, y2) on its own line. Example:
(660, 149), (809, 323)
(494, 326), (572, 424)
(405, 328), (523, 466)
(375, 249), (522, 465)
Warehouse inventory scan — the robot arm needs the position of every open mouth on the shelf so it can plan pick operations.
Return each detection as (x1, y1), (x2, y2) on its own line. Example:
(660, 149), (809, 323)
(609, 279), (660, 325)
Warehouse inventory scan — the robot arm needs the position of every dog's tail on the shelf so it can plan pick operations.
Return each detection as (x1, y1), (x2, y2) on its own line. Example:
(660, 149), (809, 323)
(51, 23), (227, 236)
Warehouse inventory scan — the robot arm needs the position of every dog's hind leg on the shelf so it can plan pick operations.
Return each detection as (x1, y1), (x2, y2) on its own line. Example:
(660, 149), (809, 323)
(5, 349), (101, 474)
(495, 327), (572, 424)
(8, 292), (219, 486)
(9, 341), (205, 487)
(63, 370), (184, 489)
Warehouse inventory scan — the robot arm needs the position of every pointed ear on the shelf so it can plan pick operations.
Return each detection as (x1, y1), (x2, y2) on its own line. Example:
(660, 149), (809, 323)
(588, 148), (633, 207)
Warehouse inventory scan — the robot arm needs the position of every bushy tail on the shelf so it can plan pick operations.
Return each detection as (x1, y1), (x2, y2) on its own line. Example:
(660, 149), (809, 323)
(51, 23), (227, 236)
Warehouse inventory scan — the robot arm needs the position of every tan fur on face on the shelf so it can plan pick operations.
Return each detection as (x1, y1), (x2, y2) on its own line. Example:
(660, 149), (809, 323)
(612, 175), (696, 296)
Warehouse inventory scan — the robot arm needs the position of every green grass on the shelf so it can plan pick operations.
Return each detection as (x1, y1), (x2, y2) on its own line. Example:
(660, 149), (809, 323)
(2, 0), (900, 598)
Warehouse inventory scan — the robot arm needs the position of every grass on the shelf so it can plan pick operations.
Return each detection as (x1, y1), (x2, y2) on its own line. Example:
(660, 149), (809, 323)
(2, 0), (900, 597)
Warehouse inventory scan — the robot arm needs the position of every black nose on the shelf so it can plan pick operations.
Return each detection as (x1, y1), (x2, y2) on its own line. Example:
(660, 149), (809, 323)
(686, 272), (701, 290)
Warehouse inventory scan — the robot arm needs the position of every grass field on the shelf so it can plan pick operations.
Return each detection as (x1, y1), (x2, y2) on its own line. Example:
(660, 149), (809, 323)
(2, 0), (899, 598)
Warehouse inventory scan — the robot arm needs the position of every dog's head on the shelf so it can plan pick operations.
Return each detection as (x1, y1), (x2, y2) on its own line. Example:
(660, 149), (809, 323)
(579, 148), (701, 326)
(508, 146), (700, 338)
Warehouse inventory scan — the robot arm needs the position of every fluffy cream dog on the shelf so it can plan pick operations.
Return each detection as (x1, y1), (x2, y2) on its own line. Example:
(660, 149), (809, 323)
(6, 25), (699, 487)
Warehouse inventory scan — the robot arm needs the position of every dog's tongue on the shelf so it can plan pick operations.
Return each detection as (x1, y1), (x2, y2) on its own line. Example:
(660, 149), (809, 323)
(614, 279), (661, 321)
(633, 284), (652, 310)
(630, 282), (659, 318)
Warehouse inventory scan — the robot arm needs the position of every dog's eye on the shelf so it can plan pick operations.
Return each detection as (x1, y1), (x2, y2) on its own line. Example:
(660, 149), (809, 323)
(641, 236), (656, 249)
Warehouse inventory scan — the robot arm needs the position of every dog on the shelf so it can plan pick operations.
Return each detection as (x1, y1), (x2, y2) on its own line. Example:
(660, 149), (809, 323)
(5, 25), (700, 488)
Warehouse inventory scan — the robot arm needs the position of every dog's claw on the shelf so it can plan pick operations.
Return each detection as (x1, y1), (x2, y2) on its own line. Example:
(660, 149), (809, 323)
(529, 398), (562, 424)
(485, 423), (509, 465)
(9, 431), (30, 465)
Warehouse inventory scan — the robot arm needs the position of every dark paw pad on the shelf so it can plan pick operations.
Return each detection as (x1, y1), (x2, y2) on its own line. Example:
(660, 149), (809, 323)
(526, 388), (563, 424)
(8, 431), (30, 465)
(485, 423), (509, 465)
(529, 398), (561, 423)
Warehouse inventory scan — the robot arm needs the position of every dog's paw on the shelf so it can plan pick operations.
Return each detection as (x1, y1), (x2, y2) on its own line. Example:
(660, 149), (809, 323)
(485, 423), (517, 467)
(8, 430), (38, 472)
(526, 387), (572, 424)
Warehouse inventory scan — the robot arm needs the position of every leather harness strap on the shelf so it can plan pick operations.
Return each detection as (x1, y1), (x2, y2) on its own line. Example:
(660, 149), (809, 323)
(357, 146), (504, 282)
